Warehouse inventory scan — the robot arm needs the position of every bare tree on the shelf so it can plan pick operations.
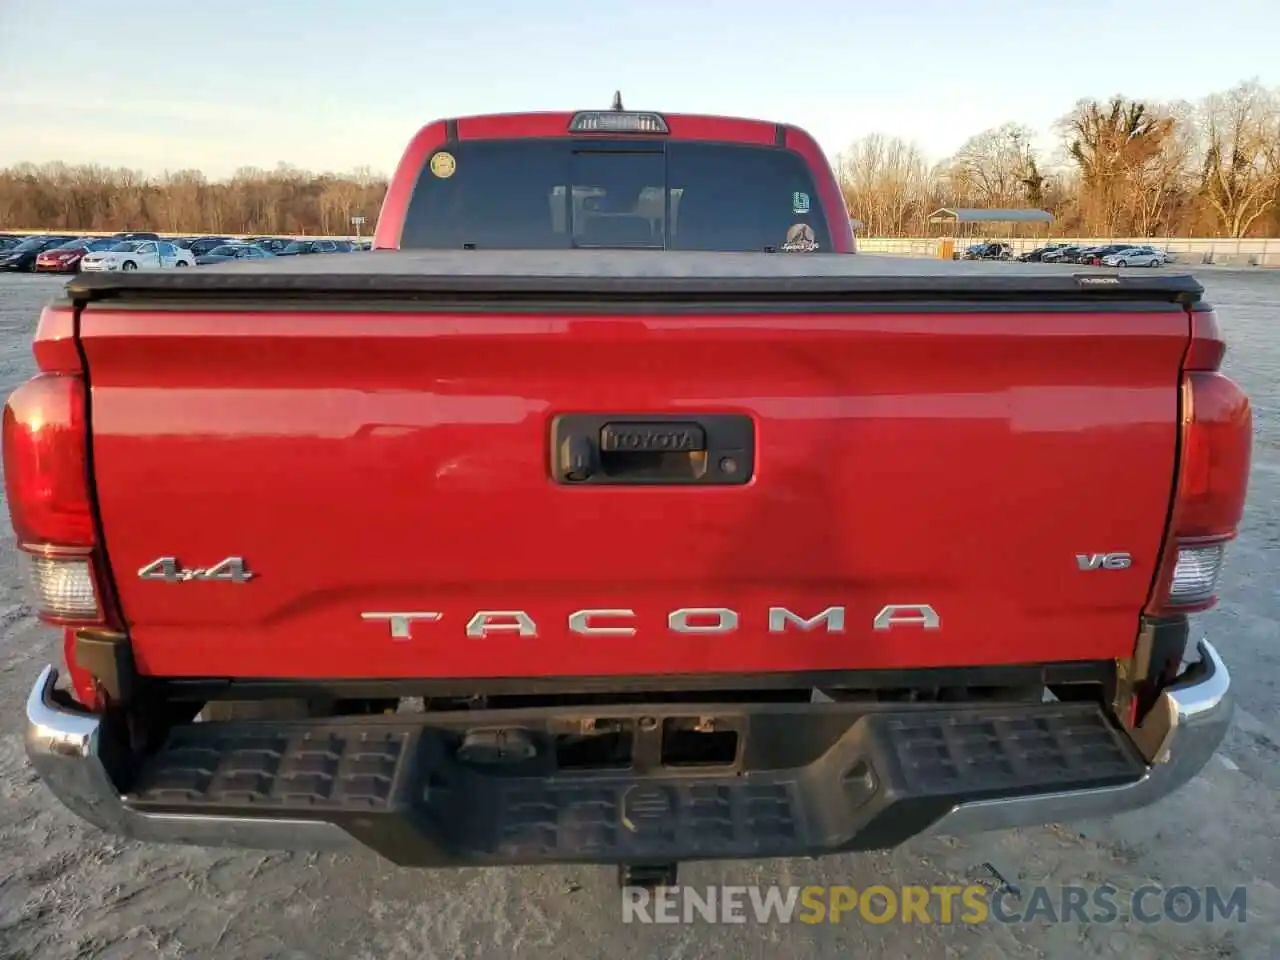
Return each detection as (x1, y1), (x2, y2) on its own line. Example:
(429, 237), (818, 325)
(836, 135), (930, 236)
(158, 170), (207, 233)
(1121, 101), (1196, 236)
(1058, 96), (1177, 235)
(940, 123), (1042, 209)
(1199, 80), (1280, 237)
(0, 163), (389, 236)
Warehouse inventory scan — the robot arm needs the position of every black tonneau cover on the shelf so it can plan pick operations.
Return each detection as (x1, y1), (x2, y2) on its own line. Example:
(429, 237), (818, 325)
(65, 250), (1204, 306)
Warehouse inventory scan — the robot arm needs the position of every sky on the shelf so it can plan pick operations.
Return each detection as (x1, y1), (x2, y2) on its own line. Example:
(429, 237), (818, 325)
(1, 0), (1277, 179)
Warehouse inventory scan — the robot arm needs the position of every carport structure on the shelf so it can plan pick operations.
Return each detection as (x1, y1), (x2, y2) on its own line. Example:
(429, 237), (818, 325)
(927, 207), (1053, 239)
(927, 208), (1054, 260)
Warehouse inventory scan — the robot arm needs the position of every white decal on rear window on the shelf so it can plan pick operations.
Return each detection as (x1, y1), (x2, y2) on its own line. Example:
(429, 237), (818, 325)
(782, 223), (819, 252)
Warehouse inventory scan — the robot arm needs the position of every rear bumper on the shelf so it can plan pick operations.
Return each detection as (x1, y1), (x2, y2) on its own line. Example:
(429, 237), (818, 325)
(25, 639), (1233, 866)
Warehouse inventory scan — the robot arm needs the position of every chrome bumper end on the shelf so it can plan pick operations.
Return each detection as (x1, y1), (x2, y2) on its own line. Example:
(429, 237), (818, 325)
(23, 664), (358, 853)
(928, 638), (1234, 836)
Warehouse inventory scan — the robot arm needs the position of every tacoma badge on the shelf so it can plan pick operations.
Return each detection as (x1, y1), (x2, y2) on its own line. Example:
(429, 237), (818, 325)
(362, 604), (941, 640)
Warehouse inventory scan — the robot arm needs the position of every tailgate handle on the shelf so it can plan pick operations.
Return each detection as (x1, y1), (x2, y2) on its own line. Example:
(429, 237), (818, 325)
(551, 414), (754, 486)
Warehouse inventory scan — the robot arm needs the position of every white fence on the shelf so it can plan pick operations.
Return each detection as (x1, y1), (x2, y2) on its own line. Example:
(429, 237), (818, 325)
(857, 236), (1280, 267)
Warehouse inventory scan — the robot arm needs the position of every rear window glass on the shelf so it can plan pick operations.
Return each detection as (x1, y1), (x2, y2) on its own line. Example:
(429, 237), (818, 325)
(400, 138), (831, 253)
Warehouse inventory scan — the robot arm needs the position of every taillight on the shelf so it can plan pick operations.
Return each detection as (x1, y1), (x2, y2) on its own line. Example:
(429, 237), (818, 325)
(2, 308), (114, 628)
(1147, 310), (1252, 615)
(3, 375), (93, 546)
(2, 373), (106, 625)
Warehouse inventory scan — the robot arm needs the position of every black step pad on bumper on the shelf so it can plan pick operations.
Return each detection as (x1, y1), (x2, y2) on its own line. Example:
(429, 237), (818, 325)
(124, 702), (1146, 866)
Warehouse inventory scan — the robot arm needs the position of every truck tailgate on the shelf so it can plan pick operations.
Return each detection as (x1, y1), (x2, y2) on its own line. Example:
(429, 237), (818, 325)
(73, 256), (1192, 679)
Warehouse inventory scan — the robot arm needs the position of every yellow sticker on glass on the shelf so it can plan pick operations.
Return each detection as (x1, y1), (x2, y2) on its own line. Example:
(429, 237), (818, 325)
(429, 151), (456, 179)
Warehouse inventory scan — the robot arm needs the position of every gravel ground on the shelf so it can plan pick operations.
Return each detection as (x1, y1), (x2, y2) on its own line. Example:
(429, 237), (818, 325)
(0, 270), (1277, 959)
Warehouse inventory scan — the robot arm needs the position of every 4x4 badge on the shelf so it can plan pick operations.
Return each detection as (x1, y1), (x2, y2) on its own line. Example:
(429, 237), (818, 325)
(138, 556), (255, 583)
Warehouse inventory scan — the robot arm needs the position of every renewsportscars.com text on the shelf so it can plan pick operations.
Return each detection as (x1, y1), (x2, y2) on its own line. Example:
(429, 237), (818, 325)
(621, 884), (1249, 925)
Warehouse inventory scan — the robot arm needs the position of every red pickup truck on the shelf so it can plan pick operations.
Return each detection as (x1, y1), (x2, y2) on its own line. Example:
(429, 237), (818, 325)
(14, 106), (1252, 889)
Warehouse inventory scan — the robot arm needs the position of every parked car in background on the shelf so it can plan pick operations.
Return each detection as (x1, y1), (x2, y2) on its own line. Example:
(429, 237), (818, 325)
(1017, 243), (1068, 262)
(0, 235), (78, 271)
(960, 242), (1015, 261)
(243, 237), (293, 254)
(1041, 245), (1086, 263)
(80, 239), (195, 272)
(171, 237), (231, 251)
(184, 237), (237, 257)
(275, 238), (352, 256)
(1061, 246), (1096, 264)
(1100, 247), (1174, 268)
(195, 243), (274, 265)
(34, 237), (120, 274)
(1075, 244), (1132, 266)
(111, 231), (161, 242)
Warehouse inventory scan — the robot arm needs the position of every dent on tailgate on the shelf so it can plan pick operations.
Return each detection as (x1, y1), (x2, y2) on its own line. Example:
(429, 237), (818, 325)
(77, 295), (1188, 680)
